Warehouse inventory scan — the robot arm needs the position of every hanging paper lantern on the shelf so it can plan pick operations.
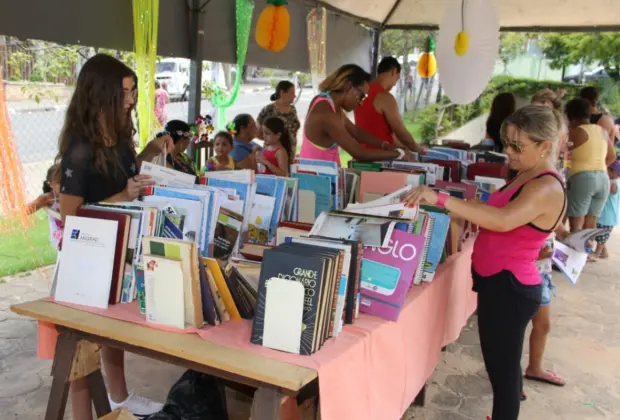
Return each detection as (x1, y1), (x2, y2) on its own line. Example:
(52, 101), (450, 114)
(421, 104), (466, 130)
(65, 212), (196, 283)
(436, 0), (500, 104)
(417, 37), (437, 78)
(255, 0), (290, 52)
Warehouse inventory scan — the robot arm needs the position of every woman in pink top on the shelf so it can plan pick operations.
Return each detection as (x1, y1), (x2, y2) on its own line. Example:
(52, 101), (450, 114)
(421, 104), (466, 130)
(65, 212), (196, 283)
(404, 105), (567, 420)
(299, 64), (415, 166)
(154, 80), (170, 126)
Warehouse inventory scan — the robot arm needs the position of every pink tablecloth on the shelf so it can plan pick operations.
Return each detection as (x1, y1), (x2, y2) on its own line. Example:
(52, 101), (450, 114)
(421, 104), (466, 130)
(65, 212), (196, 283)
(39, 240), (477, 420)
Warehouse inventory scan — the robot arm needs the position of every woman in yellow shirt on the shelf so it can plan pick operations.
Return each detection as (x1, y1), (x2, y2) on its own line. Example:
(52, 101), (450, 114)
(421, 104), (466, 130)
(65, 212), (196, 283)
(565, 98), (616, 232)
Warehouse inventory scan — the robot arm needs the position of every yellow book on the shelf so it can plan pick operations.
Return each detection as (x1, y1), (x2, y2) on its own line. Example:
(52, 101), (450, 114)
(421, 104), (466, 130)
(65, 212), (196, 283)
(204, 258), (241, 320)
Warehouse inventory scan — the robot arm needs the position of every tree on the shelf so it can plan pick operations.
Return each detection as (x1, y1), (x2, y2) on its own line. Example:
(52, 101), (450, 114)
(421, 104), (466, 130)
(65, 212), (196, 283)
(498, 33), (530, 72)
(540, 32), (620, 81)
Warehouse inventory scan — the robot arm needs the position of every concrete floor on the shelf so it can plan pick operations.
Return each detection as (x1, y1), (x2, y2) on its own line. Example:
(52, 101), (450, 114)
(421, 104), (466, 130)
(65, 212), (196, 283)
(1, 232), (619, 419)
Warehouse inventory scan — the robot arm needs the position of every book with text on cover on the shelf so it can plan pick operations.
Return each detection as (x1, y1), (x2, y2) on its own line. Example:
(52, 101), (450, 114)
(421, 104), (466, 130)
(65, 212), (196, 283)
(251, 248), (327, 355)
(359, 229), (424, 321)
(55, 216), (118, 309)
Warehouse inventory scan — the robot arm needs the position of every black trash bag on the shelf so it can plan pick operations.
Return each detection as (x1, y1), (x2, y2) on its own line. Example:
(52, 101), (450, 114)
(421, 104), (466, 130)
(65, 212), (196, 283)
(146, 370), (229, 420)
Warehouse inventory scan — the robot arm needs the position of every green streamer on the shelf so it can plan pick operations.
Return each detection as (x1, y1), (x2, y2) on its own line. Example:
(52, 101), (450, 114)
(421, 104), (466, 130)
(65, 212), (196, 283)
(132, 0), (160, 149)
(212, 0), (255, 128)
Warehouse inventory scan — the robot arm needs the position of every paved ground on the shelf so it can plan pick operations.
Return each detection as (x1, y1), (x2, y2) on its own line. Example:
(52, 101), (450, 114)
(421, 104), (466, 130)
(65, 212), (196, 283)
(1, 231), (619, 419)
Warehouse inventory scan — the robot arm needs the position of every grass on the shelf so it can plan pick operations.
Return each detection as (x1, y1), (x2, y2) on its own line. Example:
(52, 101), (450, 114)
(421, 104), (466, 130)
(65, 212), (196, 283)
(0, 212), (57, 278)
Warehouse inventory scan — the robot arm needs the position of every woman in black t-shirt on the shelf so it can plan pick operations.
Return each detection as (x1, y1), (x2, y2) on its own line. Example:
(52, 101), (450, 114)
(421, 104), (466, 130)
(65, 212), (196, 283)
(57, 54), (172, 420)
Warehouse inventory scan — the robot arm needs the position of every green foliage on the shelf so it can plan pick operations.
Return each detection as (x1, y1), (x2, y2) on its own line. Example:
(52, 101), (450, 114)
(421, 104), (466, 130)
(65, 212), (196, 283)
(262, 68), (274, 77)
(407, 76), (584, 143)
(6, 50), (30, 81)
(596, 78), (620, 116)
(97, 48), (137, 69)
(297, 72), (310, 86)
(499, 33), (530, 66)
(381, 30), (431, 58)
(201, 79), (221, 102)
(268, 77), (278, 88)
(540, 32), (620, 81)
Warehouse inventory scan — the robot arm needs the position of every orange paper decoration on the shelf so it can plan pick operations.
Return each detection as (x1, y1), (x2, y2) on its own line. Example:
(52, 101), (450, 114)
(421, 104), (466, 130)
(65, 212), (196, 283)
(417, 37), (437, 79)
(255, 0), (290, 52)
(0, 67), (29, 231)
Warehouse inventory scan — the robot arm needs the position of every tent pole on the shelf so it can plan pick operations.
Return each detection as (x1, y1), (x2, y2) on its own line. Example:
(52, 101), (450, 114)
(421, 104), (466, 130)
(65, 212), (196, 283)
(186, 0), (204, 157)
(371, 29), (381, 79)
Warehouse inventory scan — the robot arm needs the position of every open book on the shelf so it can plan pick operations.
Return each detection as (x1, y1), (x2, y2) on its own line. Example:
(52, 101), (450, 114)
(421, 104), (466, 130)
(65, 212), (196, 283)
(552, 228), (605, 284)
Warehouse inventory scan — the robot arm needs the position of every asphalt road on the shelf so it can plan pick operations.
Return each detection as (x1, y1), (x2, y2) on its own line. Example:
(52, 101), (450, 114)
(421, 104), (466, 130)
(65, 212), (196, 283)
(9, 90), (313, 165)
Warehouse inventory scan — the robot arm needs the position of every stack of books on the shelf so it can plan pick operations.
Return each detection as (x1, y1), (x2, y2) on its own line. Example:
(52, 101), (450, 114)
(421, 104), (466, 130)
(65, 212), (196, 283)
(251, 237), (363, 355)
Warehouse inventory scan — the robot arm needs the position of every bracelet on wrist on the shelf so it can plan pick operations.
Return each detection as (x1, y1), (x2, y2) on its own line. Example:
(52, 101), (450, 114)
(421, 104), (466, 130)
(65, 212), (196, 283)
(436, 191), (449, 209)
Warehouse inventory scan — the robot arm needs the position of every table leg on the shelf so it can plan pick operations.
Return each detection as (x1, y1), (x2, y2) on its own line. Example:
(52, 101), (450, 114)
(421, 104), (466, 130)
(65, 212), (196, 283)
(87, 370), (112, 417)
(413, 384), (426, 407)
(45, 331), (79, 420)
(251, 388), (302, 420)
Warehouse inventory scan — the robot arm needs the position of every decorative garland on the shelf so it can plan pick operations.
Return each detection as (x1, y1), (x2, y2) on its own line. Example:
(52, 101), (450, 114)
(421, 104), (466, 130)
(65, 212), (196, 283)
(212, 0), (255, 128)
(132, 0), (160, 149)
(0, 67), (28, 230)
(307, 7), (327, 93)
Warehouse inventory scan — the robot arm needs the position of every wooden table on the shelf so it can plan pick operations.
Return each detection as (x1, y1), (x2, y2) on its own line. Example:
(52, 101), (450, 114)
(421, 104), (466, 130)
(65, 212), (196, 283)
(11, 300), (319, 420)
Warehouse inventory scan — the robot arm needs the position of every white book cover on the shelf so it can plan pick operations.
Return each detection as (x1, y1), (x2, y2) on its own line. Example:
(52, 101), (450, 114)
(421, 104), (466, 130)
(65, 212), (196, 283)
(552, 241), (587, 285)
(262, 277), (304, 354)
(310, 212), (396, 248)
(143, 255), (185, 329)
(55, 216), (118, 309)
(141, 161), (196, 187)
(203, 170), (254, 183)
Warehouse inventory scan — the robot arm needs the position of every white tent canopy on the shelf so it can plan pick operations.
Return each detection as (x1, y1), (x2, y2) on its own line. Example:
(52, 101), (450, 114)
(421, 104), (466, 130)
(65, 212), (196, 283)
(316, 0), (620, 30)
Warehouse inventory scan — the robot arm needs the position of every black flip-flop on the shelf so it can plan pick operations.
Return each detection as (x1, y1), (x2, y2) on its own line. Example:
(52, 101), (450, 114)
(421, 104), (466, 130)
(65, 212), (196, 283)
(525, 372), (566, 387)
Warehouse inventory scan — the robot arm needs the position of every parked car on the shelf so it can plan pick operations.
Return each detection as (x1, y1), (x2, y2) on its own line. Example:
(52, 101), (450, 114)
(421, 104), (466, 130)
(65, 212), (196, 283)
(563, 66), (609, 84)
(156, 58), (190, 100)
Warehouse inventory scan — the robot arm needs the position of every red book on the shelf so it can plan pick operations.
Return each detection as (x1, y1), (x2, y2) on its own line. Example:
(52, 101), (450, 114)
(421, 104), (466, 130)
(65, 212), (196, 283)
(76, 208), (131, 304)
(466, 162), (509, 180)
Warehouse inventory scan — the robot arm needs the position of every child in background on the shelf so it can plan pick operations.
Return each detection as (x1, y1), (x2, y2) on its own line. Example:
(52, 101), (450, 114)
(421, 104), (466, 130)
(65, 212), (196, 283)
(524, 222), (570, 389)
(25, 164), (63, 249)
(206, 131), (236, 171)
(594, 161), (620, 258)
(255, 116), (291, 176)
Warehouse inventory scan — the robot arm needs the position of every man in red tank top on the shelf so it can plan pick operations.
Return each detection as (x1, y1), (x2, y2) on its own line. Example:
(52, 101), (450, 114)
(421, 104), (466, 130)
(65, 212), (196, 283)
(354, 57), (424, 154)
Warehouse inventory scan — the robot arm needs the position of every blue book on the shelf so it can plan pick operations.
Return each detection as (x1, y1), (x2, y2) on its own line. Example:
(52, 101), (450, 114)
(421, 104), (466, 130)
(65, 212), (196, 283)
(150, 187), (209, 254)
(293, 173), (333, 219)
(163, 186), (216, 257)
(295, 158), (339, 170)
(255, 175), (287, 242)
(162, 215), (184, 239)
(422, 151), (457, 161)
(421, 210), (451, 283)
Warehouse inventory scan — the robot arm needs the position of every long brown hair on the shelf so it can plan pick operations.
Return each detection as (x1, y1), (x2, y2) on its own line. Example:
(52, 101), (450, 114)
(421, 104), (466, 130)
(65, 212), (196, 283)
(57, 54), (137, 178)
(263, 116), (292, 160)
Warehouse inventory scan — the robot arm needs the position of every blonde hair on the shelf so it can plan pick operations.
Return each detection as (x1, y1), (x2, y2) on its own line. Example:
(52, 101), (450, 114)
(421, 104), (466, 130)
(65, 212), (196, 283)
(501, 104), (564, 161)
(319, 64), (371, 92)
(531, 88), (564, 111)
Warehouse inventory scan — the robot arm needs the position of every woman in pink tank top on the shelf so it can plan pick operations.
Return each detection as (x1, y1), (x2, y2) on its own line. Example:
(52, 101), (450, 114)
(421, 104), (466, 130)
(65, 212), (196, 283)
(404, 105), (567, 420)
(299, 64), (414, 166)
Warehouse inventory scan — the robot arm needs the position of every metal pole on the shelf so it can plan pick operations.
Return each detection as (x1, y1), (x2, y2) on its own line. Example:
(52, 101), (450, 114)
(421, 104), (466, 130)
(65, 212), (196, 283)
(186, 0), (204, 158)
(371, 29), (381, 79)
